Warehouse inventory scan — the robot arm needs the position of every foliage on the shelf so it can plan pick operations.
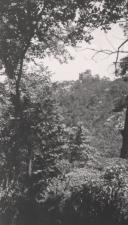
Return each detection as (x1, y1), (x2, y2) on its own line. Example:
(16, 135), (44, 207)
(65, 122), (98, 165)
(55, 72), (128, 157)
(0, 1), (128, 224)
(0, 0), (125, 66)
(42, 160), (128, 225)
(0, 0), (126, 111)
(0, 69), (68, 223)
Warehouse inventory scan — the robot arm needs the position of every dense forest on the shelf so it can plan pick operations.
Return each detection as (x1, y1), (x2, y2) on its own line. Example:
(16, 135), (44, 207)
(0, 1), (128, 225)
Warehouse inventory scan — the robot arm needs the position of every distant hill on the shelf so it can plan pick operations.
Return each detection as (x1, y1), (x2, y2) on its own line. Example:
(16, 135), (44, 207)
(53, 71), (128, 157)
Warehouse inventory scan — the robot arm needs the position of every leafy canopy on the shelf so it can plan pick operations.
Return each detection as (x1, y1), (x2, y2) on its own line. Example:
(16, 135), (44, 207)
(0, 0), (126, 80)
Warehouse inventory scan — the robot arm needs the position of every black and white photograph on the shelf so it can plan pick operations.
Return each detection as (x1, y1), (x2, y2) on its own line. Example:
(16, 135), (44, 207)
(0, 1), (128, 225)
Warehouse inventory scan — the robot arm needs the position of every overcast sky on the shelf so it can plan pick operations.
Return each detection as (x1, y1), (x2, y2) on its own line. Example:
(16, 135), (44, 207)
(43, 24), (128, 81)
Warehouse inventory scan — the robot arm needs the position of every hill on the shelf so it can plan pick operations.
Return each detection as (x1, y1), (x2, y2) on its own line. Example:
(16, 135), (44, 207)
(53, 71), (128, 157)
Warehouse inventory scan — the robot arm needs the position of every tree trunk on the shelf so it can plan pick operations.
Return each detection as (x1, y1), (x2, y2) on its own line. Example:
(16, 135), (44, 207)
(15, 84), (21, 118)
(28, 145), (33, 178)
(120, 106), (128, 158)
(14, 59), (23, 118)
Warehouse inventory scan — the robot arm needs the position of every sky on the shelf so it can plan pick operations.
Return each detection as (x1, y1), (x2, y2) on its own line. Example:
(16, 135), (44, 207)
(43, 24), (128, 82)
(0, 23), (127, 83)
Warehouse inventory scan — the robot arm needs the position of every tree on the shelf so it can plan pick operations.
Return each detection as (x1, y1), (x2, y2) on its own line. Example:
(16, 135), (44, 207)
(0, 0), (126, 169)
(114, 71), (128, 158)
(0, 0), (126, 117)
(65, 122), (95, 166)
(0, 1), (128, 223)
(113, 15), (128, 158)
(0, 67), (68, 225)
(0, 0), (125, 182)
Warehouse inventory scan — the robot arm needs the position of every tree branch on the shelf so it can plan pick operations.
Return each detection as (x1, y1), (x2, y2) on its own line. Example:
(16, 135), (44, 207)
(84, 47), (128, 60)
(115, 38), (128, 75)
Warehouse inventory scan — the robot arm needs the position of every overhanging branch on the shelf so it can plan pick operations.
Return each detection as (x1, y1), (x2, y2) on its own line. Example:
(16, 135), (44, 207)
(115, 38), (128, 75)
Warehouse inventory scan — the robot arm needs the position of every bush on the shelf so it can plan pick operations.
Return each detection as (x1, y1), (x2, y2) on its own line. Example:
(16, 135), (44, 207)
(42, 162), (128, 225)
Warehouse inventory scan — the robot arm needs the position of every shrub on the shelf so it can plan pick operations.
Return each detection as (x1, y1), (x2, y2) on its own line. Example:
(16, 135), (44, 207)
(42, 162), (128, 225)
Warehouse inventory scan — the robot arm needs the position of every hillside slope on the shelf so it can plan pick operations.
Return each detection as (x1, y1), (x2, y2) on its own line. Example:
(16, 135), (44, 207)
(54, 72), (128, 157)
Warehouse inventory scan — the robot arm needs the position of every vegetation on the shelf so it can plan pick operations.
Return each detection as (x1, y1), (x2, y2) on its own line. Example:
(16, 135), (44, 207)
(1, 68), (128, 225)
(55, 72), (128, 157)
(0, 1), (128, 225)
